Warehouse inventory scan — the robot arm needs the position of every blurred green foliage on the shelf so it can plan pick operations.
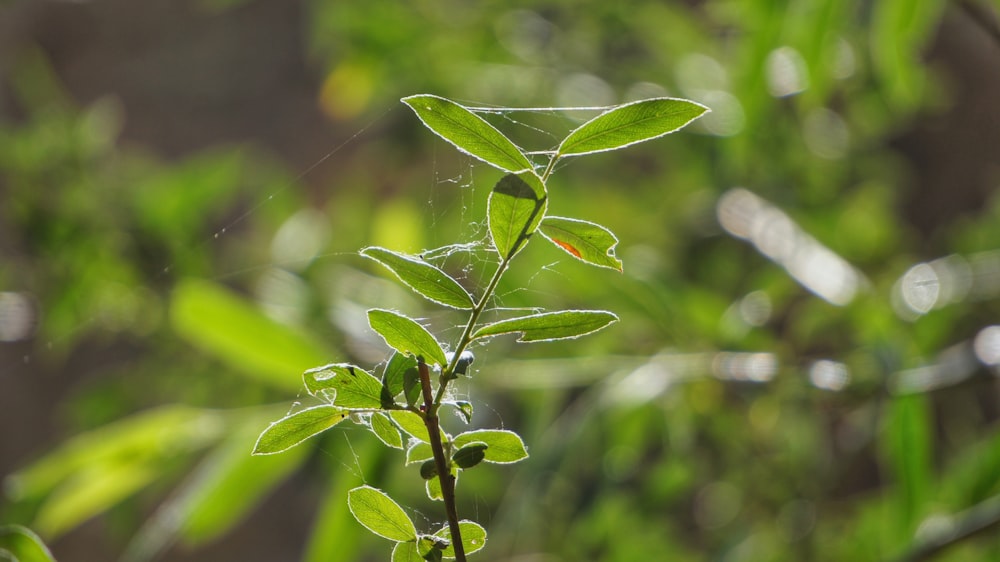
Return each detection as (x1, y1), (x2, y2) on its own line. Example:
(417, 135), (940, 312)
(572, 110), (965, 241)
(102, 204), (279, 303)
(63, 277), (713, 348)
(3, 0), (1000, 561)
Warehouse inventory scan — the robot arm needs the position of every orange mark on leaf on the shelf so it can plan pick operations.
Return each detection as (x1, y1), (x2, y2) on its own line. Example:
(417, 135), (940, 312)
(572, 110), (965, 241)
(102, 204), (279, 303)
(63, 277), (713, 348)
(554, 239), (582, 258)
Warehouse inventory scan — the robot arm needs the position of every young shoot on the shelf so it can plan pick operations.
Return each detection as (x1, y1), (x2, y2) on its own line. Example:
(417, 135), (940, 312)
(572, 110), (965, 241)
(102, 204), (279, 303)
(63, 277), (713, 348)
(253, 93), (708, 561)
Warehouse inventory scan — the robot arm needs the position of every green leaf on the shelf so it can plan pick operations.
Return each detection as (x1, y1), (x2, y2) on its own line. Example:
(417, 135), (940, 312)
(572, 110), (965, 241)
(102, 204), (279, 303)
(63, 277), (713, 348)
(401, 94), (533, 173)
(539, 216), (623, 272)
(446, 401), (473, 424)
(170, 278), (330, 391)
(488, 173), (548, 260)
(425, 468), (458, 502)
(347, 486), (417, 542)
(434, 520), (487, 557)
(452, 442), (488, 469)
(391, 541), (423, 562)
(368, 309), (448, 367)
(472, 310), (619, 342)
(389, 410), (447, 445)
(390, 410), (430, 442)
(557, 97), (709, 157)
(453, 430), (528, 464)
(0, 526), (55, 562)
(361, 247), (474, 310)
(303, 363), (384, 409)
(370, 412), (404, 449)
(383, 352), (416, 397)
(252, 405), (348, 455)
(406, 442), (434, 465)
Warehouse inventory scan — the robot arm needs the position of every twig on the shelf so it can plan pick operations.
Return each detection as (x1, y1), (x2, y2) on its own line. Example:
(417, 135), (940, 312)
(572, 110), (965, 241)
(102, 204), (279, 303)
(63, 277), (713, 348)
(419, 358), (466, 562)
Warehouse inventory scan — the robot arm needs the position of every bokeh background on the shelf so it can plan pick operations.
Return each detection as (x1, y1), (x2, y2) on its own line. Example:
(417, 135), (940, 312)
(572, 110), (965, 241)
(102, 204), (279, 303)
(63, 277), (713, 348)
(3, 0), (1000, 560)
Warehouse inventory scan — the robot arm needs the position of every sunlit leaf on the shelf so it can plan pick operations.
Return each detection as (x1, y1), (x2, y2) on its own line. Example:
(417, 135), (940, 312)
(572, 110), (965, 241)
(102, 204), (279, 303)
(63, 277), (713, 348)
(252, 405), (348, 455)
(383, 352), (417, 399)
(472, 310), (619, 342)
(401, 94), (533, 173)
(361, 246), (474, 310)
(406, 442), (434, 465)
(170, 278), (331, 391)
(389, 410), (447, 445)
(539, 216), (623, 272)
(557, 97), (709, 157)
(425, 467), (458, 502)
(347, 486), (417, 542)
(391, 541), (423, 562)
(368, 309), (448, 367)
(390, 410), (429, 442)
(446, 401), (473, 424)
(434, 520), (487, 557)
(488, 173), (548, 260)
(0, 525), (55, 562)
(453, 430), (528, 464)
(370, 412), (404, 449)
(303, 363), (383, 409)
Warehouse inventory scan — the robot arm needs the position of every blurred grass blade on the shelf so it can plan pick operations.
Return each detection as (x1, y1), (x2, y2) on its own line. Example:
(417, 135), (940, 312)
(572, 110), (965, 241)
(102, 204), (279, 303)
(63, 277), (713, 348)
(347, 486), (417, 542)
(0, 525), (55, 562)
(882, 393), (932, 540)
(303, 363), (383, 408)
(253, 405), (348, 455)
(303, 440), (384, 562)
(557, 97), (709, 157)
(401, 94), (533, 173)
(434, 520), (487, 557)
(170, 278), (331, 391)
(123, 413), (308, 562)
(367, 309), (448, 366)
(6, 406), (223, 503)
(539, 216), (623, 272)
(453, 430), (528, 464)
(488, 173), (547, 260)
(361, 246), (474, 309)
(35, 461), (160, 537)
(472, 310), (619, 342)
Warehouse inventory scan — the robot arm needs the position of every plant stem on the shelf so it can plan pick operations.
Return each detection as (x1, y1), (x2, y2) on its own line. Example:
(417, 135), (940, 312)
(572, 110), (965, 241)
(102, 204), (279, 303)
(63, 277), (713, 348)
(425, 166), (556, 558)
(419, 358), (466, 562)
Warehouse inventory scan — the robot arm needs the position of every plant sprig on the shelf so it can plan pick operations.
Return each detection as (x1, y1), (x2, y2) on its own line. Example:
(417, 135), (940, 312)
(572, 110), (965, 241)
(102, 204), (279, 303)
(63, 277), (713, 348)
(253, 93), (707, 561)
